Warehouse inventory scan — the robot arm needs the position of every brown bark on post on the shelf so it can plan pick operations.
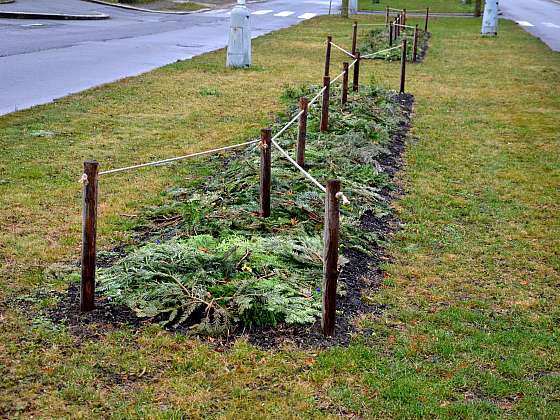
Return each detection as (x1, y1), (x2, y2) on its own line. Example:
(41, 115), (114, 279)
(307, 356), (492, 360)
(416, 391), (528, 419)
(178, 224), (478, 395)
(259, 128), (272, 217)
(321, 179), (340, 337)
(400, 39), (407, 94)
(81, 160), (99, 312)
(413, 25), (419, 62)
(385, 6), (389, 25)
(324, 35), (332, 77)
(425, 7), (430, 32)
(296, 97), (308, 167)
(352, 51), (360, 92)
(403, 9), (407, 26)
(474, 0), (481, 17)
(320, 76), (330, 132)
(341, 62), (349, 105)
(389, 22), (393, 46)
(351, 22), (358, 56)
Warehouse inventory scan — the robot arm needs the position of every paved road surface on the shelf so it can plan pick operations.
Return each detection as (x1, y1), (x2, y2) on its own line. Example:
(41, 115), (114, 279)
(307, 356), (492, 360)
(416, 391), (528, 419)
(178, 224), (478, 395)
(500, 0), (560, 51)
(0, 0), (340, 116)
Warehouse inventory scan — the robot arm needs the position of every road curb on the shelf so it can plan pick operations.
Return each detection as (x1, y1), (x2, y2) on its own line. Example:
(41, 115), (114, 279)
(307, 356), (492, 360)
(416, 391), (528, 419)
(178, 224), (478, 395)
(0, 10), (110, 19)
(80, 0), (211, 15)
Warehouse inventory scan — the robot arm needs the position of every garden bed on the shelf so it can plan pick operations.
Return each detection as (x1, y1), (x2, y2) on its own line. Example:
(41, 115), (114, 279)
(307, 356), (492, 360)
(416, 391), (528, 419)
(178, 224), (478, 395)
(46, 84), (414, 348)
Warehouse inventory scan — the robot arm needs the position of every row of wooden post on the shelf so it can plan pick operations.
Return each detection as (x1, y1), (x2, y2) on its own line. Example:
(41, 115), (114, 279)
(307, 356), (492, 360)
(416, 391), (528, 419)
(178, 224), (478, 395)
(80, 22), (414, 336)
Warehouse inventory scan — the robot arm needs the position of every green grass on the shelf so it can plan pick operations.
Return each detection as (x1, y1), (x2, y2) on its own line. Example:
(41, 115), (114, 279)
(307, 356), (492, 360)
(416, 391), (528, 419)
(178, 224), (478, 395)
(359, 0), (474, 13)
(1, 14), (559, 418)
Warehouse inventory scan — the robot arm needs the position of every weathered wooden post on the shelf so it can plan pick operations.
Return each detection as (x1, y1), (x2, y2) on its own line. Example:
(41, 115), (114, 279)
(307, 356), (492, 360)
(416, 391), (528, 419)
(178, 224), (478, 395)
(425, 7), (430, 32)
(259, 128), (272, 217)
(413, 24), (419, 62)
(352, 51), (360, 92)
(400, 39), (407, 94)
(403, 8), (407, 26)
(325, 35), (332, 77)
(341, 62), (349, 105)
(474, 0), (481, 17)
(296, 97), (309, 167)
(351, 21), (358, 56)
(320, 76), (330, 132)
(385, 6), (389, 25)
(389, 22), (393, 46)
(81, 160), (99, 312)
(321, 179), (340, 337)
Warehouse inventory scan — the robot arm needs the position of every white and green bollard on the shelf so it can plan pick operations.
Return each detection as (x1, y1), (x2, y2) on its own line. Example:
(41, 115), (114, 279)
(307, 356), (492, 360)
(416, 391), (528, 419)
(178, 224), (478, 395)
(481, 0), (499, 36)
(227, 0), (251, 67)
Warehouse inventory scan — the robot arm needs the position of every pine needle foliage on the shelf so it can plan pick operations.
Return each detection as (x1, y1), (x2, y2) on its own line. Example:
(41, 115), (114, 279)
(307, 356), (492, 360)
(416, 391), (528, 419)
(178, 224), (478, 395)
(98, 85), (409, 335)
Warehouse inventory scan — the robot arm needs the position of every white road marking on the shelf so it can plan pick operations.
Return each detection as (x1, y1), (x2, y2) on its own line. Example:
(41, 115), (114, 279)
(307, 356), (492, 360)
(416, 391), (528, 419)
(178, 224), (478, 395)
(516, 21), (534, 27)
(274, 11), (295, 17)
(298, 12), (317, 19)
(542, 22), (560, 29)
(252, 9), (274, 15)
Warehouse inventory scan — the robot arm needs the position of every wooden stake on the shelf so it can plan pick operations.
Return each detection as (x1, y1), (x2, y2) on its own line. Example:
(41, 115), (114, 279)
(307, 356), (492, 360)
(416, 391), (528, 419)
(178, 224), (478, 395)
(259, 128), (272, 217)
(352, 51), (360, 92)
(341, 62), (349, 105)
(81, 160), (99, 312)
(389, 22), (393, 46)
(413, 24), (419, 62)
(425, 7), (430, 32)
(400, 39), (407, 94)
(351, 22), (358, 56)
(320, 75), (330, 132)
(321, 179), (340, 337)
(403, 8), (407, 26)
(325, 35), (332, 77)
(385, 6), (389, 25)
(296, 97), (309, 167)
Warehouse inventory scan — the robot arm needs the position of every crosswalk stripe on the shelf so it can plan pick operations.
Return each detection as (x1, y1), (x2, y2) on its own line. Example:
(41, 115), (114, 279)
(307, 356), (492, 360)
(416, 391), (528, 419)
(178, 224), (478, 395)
(274, 11), (295, 17)
(252, 10), (274, 15)
(298, 12), (317, 19)
(516, 21), (534, 27)
(542, 22), (560, 28)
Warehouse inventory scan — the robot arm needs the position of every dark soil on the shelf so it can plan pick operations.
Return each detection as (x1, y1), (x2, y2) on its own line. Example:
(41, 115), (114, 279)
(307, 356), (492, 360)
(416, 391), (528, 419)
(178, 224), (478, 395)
(22, 92), (414, 349)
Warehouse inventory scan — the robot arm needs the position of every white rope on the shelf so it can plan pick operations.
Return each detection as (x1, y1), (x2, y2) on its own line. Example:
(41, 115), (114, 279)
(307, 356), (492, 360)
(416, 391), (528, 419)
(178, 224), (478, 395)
(330, 69), (346, 85)
(329, 41), (355, 59)
(270, 138), (350, 204)
(347, 58), (358, 69)
(308, 86), (327, 107)
(98, 139), (259, 176)
(271, 109), (305, 143)
(393, 23), (415, 29)
(361, 44), (402, 59)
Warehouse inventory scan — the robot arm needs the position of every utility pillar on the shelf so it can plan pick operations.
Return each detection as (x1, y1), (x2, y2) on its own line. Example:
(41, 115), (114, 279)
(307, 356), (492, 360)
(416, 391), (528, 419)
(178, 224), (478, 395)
(481, 0), (498, 36)
(227, 0), (251, 67)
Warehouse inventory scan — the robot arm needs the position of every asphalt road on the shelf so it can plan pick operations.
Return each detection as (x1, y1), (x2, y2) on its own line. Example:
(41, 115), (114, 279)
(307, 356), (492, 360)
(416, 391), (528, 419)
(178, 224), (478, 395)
(0, 0), (340, 116)
(500, 0), (560, 51)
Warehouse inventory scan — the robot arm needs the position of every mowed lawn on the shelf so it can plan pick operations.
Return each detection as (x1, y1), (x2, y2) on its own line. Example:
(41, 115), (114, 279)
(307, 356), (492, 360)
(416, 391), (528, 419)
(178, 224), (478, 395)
(0, 14), (559, 418)
(358, 0), (474, 13)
